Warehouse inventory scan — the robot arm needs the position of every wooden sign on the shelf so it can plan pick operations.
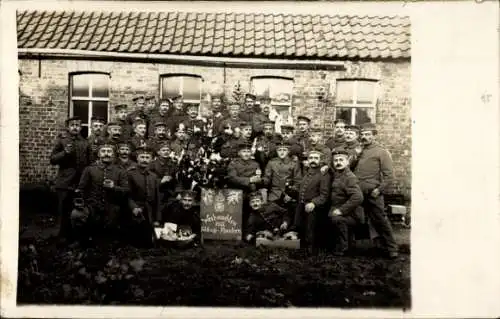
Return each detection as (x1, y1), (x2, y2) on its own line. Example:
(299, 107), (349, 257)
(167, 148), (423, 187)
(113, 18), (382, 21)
(200, 188), (243, 241)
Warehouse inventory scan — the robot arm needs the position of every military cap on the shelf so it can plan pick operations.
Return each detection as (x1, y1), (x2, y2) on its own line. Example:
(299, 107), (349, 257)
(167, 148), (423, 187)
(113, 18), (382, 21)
(135, 146), (154, 155)
(249, 191), (263, 200)
(239, 121), (252, 129)
(275, 140), (291, 149)
(332, 148), (350, 157)
(228, 102), (240, 109)
(116, 142), (132, 149)
(153, 121), (167, 128)
(237, 141), (253, 150)
(297, 115), (311, 123)
(159, 98), (172, 104)
(245, 93), (257, 100)
(157, 141), (171, 150)
(259, 96), (272, 103)
(180, 190), (196, 199)
(90, 116), (106, 123)
(211, 92), (225, 99)
(334, 118), (347, 125)
(359, 122), (378, 134)
(106, 121), (121, 128)
(185, 104), (198, 110)
(145, 95), (156, 101)
(345, 124), (360, 132)
(262, 120), (275, 127)
(65, 116), (82, 125)
(309, 127), (323, 133)
(308, 149), (324, 156)
(97, 143), (115, 151)
(133, 118), (147, 127)
(171, 94), (183, 101)
(132, 95), (145, 102)
(114, 104), (128, 110)
(280, 124), (294, 132)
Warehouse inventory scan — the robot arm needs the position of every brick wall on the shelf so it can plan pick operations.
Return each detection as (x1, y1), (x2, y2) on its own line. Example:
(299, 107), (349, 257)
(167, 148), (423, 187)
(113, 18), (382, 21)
(18, 58), (411, 198)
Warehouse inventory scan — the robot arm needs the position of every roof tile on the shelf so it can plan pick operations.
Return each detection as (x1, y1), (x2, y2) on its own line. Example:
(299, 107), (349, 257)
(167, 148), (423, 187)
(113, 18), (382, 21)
(17, 10), (410, 59)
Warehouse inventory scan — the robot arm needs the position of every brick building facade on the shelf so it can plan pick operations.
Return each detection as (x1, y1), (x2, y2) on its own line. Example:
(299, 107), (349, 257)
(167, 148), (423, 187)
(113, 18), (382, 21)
(17, 10), (411, 198)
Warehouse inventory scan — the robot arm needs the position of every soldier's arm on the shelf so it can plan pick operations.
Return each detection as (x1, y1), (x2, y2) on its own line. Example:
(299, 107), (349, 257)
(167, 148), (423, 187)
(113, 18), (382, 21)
(227, 161), (251, 188)
(263, 161), (273, 187)
(378, 149), (394, 194)
(49, 139), (68, 165)
(291, 161), (302, 186)
(311, 173), (331, 207)
(75, 166), (91, 195)
(113, 169), (130, 195)
(127, 173), (140, 210)
(338, 176), (364, 215)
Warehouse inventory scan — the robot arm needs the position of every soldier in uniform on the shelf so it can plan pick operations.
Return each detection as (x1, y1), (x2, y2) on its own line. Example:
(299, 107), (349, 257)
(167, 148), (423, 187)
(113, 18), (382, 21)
(169, 122), (200, 160)
(280, 124), (303, 161)
(217, 102), (242, 135)
(251, 96), (270, 137)
(104, 122), (124, 147)
(303, 128), (332, 174)
(292, 149), (331, 251)
(245, 191), (291, 242)
(126, 146), (161, 247)
(148, 142), (177, 210)
(149, 121), (170, 154)
(325, 119), (347, 152)
(328, 149), (364, 255)
(127, 95), (149, 131)
(114, 104), (134, 142)
(49, 116), (91, 242)
(344, 125), (363, 170)
(227, 141), (266, 230)
(210, 93), (227, 136)
(263, 140), (302, 204)
(169, 95), (188, 135)
(354, 123), (399, 259)
(115, 142), (136, 171)
(162, 190), (201, 239)
(183, 104), (207, 148)
(239, 93), (256, 122)
(294, 115), (312, 161)
(145, 95), (157, 117)
(148, 98), (172, 139)
(254, 120), (281, 171)
(220, 121), (252, 159)
(130, 119), (150, 159)
(87, 116), (107, 164)
(74, 144), (129, 245)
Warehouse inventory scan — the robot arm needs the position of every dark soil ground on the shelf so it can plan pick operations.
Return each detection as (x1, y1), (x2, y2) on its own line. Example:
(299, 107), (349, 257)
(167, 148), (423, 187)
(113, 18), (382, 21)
(17, 211), (411, 309)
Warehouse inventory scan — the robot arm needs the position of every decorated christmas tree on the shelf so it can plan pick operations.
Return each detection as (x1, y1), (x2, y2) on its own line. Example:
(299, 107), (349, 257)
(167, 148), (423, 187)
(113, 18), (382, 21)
(232, 81), (245, 104)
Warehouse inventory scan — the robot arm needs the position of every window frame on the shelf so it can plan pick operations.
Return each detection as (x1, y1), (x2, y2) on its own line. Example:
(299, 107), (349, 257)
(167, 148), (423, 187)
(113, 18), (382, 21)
(250, 75), (294, 124)
(159, 73), (203, 105)
(334, 78), (379, 125)
(69, 71), (110, 137)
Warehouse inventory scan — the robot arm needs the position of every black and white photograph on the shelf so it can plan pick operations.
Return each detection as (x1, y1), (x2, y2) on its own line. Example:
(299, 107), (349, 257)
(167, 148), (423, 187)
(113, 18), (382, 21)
(1, 0), (499, 318)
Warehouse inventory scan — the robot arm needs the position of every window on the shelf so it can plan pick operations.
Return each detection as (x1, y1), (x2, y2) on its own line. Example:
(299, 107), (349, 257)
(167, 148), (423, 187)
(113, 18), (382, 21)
(334, 79), (378, 125)
(160, 74), (203, 110)
(69, 72), (110, 138)
(250, 76), (294, 125)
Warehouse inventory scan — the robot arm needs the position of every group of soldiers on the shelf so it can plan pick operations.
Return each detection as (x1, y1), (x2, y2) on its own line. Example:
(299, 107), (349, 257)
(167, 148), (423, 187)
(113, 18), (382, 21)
(50, 92), (399, 258)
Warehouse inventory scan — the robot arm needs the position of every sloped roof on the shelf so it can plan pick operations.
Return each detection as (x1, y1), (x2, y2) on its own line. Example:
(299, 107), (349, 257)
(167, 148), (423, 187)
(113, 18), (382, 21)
(17, 10), (410, 59)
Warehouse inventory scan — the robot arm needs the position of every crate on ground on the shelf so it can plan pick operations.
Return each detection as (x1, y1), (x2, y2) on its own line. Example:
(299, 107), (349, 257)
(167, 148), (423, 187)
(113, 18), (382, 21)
(256, 238), (300, 249)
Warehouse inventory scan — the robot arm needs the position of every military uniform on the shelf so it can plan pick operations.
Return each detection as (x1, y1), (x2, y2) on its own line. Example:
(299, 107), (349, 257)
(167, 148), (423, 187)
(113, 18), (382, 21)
(251, 111), (269, 137)
(293, 163), (331, 248)
(325, 135), (347, 152)
(246, 200), (291, 236)
(162, 199), (201, 237)
(354, 123), (398, 256)
(263, 155), (302, 203)
(50, 121), (91, 240)
(220, 137), (252, 159)
(148, 109), (173, 139)
(114, 104), (134, 142)
(328, 157), (364, 253)
(217, 117), (241, 135)
(344, 139), (362, 170)
(148, 156), (177, 208)
(254, 133), (281, 171)
(130, 135), (150, 158)
(115, 157), (136, 171)
(75, 162), (129, 240)
(87, 133), (106, 164)
(126, 96), (150, 129)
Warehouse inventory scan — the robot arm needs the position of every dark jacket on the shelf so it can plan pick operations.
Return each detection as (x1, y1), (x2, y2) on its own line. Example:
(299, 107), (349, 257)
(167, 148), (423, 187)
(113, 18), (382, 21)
(227, 158), (261, 191)
(330, 168), (364, 222)
(263, 157), (302, 202)
(116, 119), (134, 142)
(87, 133), (106, 164)
(127, 166), (161, 222)
(115, 158), (137, 171)
(354, 142), (394, 194)
(76, 162), (129, 213)
(298, 166), (331, 207)
(49, 132), (91, 190)
(162, 200), (201, 235)
(325, 135), (346, 152)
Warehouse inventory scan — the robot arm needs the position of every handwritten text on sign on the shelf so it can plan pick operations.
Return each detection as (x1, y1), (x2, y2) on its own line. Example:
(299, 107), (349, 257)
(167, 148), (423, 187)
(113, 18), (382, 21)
(200, 188), (243, 240)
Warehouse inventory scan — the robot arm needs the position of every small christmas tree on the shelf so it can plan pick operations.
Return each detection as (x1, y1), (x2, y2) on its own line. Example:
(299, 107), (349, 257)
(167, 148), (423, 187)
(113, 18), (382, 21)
(232, 81), (245, 104)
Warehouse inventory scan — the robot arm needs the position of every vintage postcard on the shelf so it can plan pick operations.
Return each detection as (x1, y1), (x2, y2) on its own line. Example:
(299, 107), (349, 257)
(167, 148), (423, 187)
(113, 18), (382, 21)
(1, 0), (499, 318)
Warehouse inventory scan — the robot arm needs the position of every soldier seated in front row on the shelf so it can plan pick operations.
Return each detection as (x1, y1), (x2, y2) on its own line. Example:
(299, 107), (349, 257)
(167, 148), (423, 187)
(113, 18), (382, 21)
(126, 146), (161, 248)
(73, 144), (129, 246)
(327, 149), (364, 256)
(245, 192), (292, 243)
(162, 190), (201, 240)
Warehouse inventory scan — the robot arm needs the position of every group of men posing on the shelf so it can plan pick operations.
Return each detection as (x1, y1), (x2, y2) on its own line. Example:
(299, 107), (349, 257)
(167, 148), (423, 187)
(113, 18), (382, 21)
(50, 92), (399, 258)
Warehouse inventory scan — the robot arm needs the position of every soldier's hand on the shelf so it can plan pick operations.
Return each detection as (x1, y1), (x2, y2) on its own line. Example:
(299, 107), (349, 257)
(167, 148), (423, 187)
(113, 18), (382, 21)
(132, 208), (142, 216)
(305, 202), (315, 213)
(283, 194), (292, 203)
(176, 194), (182, 200)
(328, 208), (342, 217)
(371, 188), (380, 198)
(103, 179), (114, 189)
(320, 165), (329, 174)
(249, 176), (261, 184)
(161, 175), (172, 184)
(355, 146), (363, 155)
(64, 143), (73, 154)
(280, 222), (288, 230)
